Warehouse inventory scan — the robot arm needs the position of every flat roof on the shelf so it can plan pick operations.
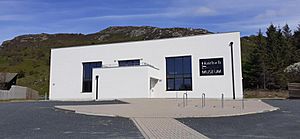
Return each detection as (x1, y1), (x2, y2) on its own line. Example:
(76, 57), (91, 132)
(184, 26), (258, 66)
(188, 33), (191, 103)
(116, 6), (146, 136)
(51, 31), (240, 51)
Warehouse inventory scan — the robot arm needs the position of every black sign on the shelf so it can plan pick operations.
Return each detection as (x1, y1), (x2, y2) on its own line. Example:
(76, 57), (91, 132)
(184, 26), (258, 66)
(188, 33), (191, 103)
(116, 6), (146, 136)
(200, 58), (224, 76)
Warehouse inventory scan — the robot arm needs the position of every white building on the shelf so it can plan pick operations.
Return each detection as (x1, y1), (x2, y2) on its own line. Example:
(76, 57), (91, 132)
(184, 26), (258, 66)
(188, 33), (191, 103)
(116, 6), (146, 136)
(49, 32), (243, 101)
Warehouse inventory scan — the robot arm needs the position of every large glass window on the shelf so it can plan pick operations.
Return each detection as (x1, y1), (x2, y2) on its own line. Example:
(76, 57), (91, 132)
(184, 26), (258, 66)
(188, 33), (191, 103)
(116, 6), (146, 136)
(166, 56), (192, 91)
(118, 59), (140, 67)
(82, 62), (102, 92)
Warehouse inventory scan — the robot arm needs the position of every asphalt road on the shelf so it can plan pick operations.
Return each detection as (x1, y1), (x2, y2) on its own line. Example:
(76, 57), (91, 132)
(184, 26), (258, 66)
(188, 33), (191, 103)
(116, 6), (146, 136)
(0, 100), (143, 139)
(178, 99), (300, 139)
(1, 99), (299, 139)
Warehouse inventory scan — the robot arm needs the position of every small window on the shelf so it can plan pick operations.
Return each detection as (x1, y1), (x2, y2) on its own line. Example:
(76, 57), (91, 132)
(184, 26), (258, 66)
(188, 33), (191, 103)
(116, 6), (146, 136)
(82, 62), (102, 92)
(118, 59), (140, 67)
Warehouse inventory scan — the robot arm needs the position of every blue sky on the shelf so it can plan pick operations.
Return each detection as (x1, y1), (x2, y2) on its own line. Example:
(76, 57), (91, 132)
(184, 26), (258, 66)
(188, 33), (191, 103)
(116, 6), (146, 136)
(0, 0), (299, 43)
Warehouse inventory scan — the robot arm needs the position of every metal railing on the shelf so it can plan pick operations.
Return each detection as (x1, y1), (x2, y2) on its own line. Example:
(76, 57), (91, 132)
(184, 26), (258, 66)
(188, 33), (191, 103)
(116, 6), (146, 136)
(100, 62), (159, 70)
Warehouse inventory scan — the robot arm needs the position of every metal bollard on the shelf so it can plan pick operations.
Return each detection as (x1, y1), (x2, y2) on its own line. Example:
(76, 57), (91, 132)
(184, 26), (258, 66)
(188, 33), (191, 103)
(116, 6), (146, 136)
(183, 93), (188, 107)
(202, 93), (205, 108)
(221, 93), (224, 108)
(242, 96), (244, 109)
(176, 92), (179, 107)
(45, 92), (48, 100)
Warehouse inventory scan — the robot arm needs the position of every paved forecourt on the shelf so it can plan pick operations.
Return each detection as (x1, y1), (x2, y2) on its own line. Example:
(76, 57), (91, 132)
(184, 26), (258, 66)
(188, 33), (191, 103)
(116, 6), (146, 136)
(56, 98), (277, 139)
(56, 98), (278, 118)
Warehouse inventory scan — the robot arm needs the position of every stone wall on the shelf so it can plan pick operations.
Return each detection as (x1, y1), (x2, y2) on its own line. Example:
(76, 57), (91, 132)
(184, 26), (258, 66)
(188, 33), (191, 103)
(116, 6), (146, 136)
(0, 85), (39, 100)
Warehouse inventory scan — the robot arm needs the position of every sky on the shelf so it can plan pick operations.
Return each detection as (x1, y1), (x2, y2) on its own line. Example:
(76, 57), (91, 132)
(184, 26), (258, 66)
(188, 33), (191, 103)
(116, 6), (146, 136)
(0, 0), (300, 43)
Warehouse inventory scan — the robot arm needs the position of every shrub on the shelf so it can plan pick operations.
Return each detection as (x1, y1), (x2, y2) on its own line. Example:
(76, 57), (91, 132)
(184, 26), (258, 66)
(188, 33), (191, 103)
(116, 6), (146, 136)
(284, 62), (300, 82)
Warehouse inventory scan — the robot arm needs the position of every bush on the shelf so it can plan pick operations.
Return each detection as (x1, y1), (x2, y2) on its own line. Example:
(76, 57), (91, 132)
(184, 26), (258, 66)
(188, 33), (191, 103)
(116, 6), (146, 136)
(17, 70), (25, 78)
(284, 62), (300, 82)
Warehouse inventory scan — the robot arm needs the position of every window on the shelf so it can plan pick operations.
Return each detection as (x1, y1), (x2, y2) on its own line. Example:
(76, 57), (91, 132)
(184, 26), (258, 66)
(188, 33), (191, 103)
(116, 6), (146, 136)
(82, 62), (102, 92)
(118, 59), (140, 67)
(166, 56), (192, 91)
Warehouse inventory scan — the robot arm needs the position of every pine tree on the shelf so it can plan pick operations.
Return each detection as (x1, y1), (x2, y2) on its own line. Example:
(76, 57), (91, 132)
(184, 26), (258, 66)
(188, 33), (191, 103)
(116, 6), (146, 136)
(293, 24), (300, 61)
(283, 24), (292, 39)
(257, 29), (267, 89)
(243, 45), (262, 88)
(282, 24), (295, 64)
(265, 24), (288, 88)
(265, 24), (278, 88)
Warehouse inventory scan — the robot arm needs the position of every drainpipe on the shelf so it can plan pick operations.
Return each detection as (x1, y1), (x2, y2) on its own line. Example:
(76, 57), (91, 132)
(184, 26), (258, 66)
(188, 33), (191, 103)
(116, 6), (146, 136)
(95, 75), (99, 100)
(229, 42), (236, 100)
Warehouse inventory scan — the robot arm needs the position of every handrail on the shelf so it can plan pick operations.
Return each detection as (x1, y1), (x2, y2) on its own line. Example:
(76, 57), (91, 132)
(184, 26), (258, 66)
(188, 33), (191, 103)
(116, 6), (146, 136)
(100, 62), (160, 70)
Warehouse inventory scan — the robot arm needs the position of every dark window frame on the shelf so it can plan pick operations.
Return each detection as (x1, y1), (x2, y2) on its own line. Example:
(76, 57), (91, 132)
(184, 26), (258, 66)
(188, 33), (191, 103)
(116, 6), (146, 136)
(166, 56), (192, 91)
(82, 61), (102, 93)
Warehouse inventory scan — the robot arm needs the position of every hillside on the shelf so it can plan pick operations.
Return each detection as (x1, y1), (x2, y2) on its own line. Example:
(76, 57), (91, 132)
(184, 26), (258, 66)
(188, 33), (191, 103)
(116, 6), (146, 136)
(0, 26), (211, 95)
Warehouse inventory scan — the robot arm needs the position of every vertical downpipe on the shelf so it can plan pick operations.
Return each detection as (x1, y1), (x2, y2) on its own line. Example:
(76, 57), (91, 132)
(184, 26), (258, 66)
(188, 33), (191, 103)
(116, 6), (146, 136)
(95, 75), (99, 100)
(230, 42), (236, 100)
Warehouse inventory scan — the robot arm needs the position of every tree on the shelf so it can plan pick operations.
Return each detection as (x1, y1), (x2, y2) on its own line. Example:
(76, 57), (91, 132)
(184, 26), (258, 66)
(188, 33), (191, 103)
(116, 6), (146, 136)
(257, 29), (267, 89)
(265, 24), (278, 88)
(282, 24), (292, 39)
(293, 24), (300, 61)
(265, 24), (288, 89)
(243, 44), (263, 88)
(282, 24), (296, 64)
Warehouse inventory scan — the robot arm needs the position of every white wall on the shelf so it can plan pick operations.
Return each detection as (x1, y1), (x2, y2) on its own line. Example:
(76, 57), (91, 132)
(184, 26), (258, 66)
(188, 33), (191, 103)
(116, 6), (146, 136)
(49, 32), (243, 100)
(92, 66), (158, 99)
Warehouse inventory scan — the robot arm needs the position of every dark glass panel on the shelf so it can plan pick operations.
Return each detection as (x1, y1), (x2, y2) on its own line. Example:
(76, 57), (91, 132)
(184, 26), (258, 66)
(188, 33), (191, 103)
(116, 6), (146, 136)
(175, 78), (184, 90)
(183, 56), (192, 74)
(167, 79), (175, 90)
(166, 58), (175, 75)
(174, 57), (183, 74)
(118, 59), (140, 67)
(184, 78), (192, 90)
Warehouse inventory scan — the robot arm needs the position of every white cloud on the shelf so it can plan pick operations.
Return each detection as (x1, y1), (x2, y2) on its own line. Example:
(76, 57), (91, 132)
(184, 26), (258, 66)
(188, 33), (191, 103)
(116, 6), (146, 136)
(192, 7), (217, 16)
(0, 14), (31, 21)
(255, 9), (287, 20)
(70, 13), (177, 22)
(67, 6), (218, 22)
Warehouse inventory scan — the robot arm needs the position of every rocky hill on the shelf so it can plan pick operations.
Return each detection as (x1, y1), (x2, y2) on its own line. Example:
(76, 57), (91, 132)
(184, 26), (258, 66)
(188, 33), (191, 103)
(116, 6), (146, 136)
(0, 26), (211, 95)
(1, 26), (211, 48)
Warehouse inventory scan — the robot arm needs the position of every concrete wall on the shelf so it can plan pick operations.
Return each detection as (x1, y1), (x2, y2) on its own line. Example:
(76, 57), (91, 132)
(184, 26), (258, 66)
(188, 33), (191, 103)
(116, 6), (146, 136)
(93, 66), (157, 99)
(0, 85), (39, 100)
(50, 32), (243, 100)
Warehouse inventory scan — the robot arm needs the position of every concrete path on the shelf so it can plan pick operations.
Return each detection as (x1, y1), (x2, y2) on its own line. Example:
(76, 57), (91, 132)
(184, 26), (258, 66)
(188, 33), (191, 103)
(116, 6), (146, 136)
(132, 117), (208, 139)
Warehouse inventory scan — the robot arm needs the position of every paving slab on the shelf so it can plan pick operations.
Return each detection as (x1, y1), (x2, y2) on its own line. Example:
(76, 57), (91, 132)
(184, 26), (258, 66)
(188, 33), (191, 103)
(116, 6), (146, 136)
(132, 117), (209, 139)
